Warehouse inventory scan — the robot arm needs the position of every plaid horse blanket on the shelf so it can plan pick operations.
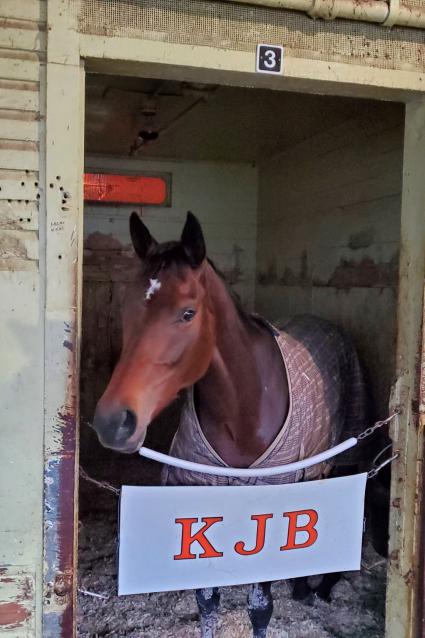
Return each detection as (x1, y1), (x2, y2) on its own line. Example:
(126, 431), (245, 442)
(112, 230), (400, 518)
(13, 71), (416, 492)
(162, 315), (367, 487)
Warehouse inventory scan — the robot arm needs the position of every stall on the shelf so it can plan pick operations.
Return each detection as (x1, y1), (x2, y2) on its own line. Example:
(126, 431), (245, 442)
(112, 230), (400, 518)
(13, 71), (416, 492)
(1, 1), (425, 637)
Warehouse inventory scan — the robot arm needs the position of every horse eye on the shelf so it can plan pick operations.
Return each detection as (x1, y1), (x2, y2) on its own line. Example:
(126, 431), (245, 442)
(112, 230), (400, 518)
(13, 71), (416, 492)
(180, 308), (196, 323)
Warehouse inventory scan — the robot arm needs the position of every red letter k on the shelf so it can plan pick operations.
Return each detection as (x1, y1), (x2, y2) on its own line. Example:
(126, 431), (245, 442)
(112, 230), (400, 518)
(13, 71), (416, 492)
(174, 517), (223, 560)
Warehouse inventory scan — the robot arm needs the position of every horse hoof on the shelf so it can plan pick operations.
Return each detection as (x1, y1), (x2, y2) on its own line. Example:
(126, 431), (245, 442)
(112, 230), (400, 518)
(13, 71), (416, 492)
(315, 589), (332, 603)
(314, 581), (335, 602)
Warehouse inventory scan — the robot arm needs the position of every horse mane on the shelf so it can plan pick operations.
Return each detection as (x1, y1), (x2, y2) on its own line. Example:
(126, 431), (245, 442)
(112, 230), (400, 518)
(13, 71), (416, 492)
(144, 241), (264, 329)
(207, 258), (259, 327)
(207, 259), (279, 336)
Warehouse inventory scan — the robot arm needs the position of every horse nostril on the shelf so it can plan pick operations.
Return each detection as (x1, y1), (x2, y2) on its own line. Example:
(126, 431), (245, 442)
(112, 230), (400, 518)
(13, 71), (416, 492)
(93, 406), (137, 448)
(116, 409), (137, 442)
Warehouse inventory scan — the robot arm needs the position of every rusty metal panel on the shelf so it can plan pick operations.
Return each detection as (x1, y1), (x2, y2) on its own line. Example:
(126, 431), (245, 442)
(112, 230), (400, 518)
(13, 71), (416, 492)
(0, 566), (36, 637)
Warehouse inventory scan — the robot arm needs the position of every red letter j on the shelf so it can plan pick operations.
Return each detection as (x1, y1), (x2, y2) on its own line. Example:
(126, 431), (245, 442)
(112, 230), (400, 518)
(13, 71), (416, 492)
(234, 514), (273, 556)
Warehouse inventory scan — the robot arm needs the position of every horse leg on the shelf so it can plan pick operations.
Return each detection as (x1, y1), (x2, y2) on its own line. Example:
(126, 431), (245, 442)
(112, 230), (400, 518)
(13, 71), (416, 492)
(247, 582), (273, 638)
(315, 572), (341, 602)
(292, 576), (312, 601)
(196, 587), (220, 638)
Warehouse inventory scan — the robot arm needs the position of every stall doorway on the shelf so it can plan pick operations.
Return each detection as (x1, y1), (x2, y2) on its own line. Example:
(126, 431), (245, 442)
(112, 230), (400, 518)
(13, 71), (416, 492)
(77, 73), (404, 638)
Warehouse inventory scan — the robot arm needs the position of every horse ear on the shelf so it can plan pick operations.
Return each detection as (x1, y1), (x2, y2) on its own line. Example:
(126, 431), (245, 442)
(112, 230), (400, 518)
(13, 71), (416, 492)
(129, 212), (157, 260)
(181, 212), (206, 268)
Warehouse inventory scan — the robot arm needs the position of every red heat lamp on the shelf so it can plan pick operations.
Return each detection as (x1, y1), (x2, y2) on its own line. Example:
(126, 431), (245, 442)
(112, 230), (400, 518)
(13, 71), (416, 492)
(84, 172), (168, 205)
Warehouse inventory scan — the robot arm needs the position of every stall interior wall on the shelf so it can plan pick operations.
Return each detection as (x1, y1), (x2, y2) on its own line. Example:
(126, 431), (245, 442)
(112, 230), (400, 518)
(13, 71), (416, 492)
(256, 103), (404, 417)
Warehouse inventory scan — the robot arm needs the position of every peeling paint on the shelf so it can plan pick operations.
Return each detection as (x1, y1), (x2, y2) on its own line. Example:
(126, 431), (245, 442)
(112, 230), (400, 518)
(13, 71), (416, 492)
(0, 232), (28, 259)
(258, 251), (309, 287)
(348, 228), (375, 250)
(258, 254), (399, 291)
(0, 567), (35, 632)
(221, 244), (245, 286)
(0, 602), (30, 629)
(319, 255), (399, 290)
(43, 456), (76, 638)
(43, 255), (80, 636)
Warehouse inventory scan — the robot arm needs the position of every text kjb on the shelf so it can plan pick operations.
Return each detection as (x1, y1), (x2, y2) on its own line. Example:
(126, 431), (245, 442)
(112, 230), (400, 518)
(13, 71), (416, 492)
(174, 509), (318, 560)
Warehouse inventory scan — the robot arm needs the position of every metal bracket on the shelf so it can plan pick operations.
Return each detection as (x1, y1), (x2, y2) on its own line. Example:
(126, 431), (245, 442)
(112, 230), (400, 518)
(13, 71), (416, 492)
(368, 444), (400, 479)
(382, 0), (400, 27)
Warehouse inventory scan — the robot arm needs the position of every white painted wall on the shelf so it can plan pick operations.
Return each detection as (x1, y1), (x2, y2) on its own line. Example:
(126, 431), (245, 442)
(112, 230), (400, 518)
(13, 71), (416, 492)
(84, 156), (258, 309)
(256, 104), (404, 416)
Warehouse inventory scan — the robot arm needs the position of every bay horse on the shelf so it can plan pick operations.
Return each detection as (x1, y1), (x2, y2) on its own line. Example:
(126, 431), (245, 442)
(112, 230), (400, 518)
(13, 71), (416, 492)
(92, 212), (367, 637)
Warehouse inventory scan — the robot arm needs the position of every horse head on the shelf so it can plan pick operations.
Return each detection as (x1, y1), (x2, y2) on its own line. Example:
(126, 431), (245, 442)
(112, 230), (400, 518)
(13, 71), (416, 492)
(92, 212), (216, 453)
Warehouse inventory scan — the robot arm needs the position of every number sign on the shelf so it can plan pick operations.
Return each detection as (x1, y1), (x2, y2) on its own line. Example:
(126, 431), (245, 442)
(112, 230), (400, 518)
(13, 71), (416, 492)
(118, 474), (367, 595)
(256, 44), (284, 74)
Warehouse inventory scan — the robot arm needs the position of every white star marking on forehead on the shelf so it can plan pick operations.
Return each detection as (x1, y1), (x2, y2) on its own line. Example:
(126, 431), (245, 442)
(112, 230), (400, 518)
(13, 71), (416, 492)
(145, 278), (162, 300)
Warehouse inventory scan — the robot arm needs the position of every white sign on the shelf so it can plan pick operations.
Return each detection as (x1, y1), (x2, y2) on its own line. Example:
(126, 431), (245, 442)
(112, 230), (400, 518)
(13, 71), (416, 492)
(118, 474), (367, 595)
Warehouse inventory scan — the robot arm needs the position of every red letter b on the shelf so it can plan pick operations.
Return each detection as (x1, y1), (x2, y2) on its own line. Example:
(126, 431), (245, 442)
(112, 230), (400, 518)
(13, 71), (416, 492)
(280, 509), (318, 551)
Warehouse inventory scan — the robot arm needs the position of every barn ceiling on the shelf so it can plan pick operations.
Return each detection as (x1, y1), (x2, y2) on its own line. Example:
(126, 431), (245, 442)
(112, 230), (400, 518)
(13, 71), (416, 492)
(85, 74), (399, 162)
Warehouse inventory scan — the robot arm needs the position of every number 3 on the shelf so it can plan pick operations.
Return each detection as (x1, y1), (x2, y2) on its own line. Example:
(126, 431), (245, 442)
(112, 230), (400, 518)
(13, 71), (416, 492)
(256, 44), (283, 74)
(264, 49), (277, 69)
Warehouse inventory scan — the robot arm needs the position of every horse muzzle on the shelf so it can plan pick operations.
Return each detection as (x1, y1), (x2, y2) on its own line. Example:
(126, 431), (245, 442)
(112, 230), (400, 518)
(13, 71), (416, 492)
(92, 406), (143, 453)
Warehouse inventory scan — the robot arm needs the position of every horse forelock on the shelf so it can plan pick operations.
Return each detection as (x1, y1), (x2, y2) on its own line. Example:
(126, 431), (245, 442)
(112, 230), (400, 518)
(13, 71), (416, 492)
(142, 241), (191, 280)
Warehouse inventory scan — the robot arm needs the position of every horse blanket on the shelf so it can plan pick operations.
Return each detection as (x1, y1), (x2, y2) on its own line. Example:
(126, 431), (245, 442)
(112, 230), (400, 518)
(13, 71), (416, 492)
(162, 315), (367, 487)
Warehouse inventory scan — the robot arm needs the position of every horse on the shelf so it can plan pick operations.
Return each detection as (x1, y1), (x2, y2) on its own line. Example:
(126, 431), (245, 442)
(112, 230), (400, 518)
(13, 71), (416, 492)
(92, 211), (368, 637)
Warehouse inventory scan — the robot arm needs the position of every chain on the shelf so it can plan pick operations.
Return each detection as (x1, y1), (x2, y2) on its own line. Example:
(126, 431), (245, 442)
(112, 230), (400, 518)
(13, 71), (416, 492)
(78, 587), (109, 601)
(79, 465), (120, 496)
(356, 409), (401, 479)
(367, 444), (400, 479)
(357, 408), (400, 441)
